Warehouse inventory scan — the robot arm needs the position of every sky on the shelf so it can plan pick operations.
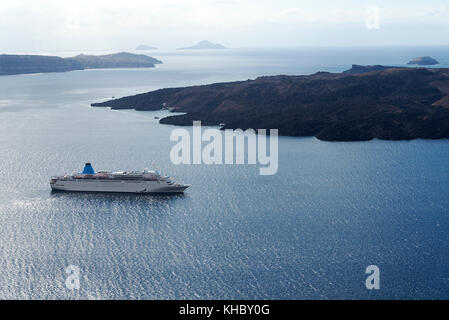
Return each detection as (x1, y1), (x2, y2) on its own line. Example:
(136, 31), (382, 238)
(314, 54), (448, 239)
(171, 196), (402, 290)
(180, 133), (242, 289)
(0, 0), (448, 52)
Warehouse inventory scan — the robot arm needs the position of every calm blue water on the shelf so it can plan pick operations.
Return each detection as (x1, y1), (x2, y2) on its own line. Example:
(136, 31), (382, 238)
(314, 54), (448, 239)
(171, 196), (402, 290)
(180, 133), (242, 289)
(1, 47), (449, 299)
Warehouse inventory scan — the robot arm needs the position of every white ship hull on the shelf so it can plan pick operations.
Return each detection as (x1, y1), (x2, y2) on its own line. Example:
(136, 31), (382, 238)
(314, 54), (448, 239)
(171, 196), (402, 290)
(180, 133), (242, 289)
(51, 179), (189, 193)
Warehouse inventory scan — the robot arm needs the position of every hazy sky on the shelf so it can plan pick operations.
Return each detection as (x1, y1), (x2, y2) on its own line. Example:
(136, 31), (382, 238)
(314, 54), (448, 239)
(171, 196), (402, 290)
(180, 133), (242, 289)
(1, 0), (448, 52)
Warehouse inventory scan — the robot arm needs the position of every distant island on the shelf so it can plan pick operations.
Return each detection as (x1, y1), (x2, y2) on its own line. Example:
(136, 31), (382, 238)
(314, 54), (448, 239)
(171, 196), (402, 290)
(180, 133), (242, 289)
(0, 54), (82, 76)
(70, 52), (162, 69)
(92, 65), (449, 141)
(135, 44), (157, 50)
(407, 56), (439, 66)
(0, 52), (162, 76)
(178, 40), (226, 50)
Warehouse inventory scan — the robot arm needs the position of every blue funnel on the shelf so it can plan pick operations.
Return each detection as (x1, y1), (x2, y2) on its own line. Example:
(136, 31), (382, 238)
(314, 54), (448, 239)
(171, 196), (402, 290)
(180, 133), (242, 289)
(82, 163), (95, 174)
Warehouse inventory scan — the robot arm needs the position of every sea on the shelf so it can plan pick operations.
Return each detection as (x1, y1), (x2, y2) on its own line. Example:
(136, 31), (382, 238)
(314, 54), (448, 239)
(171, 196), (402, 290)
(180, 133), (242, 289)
(1, 46), (449, 299)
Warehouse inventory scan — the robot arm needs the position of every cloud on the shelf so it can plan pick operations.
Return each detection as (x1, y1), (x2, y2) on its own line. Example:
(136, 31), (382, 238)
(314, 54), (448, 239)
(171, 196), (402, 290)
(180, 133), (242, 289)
(269, 7), (365, 25)
(0, 0), (449, 51)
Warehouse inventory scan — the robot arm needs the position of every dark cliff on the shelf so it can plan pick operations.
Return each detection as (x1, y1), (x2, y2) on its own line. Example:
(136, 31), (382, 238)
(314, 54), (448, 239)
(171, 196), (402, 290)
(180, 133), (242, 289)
(92, 67), (449, 141)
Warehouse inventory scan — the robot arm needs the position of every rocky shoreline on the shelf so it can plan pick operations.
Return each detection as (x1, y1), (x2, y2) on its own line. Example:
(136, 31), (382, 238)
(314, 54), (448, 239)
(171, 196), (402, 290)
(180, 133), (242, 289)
(92, 65), (449, 141)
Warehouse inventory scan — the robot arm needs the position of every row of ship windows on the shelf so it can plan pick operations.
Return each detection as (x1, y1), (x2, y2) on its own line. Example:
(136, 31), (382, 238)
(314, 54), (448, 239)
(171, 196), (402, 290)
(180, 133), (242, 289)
(61, 180), (163, 183)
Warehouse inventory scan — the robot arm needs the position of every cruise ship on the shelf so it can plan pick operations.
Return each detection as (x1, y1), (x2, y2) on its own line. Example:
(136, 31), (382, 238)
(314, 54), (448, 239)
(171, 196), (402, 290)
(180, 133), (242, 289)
(50, 163), (190, 193)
